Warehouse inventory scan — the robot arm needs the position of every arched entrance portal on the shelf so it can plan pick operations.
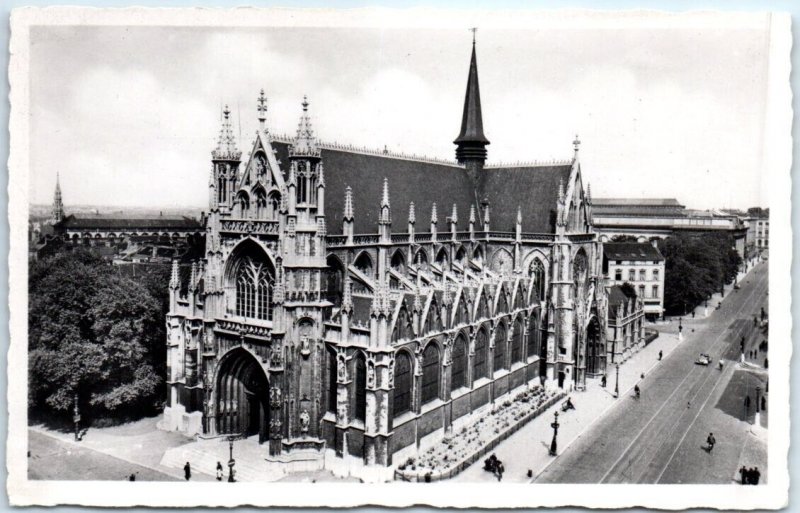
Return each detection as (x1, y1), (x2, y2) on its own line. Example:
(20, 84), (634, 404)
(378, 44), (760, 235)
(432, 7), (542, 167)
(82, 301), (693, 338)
(586, 317), (605, 377)
(216, 349), (270, 443)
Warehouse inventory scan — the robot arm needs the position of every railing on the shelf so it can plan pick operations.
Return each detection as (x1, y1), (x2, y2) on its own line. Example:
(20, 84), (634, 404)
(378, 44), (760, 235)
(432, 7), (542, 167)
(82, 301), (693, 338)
(568, 233), (596, 243)
(521, 233), (555, 242)
(487, 231), (515, 240)
(391, 233), (410, 244)
(415, 233), (433, 243)
(219, 219), (279, 235)
(285, 290), (324, 303)
(215, 317), (273, 338)
(353, 235), (380, 245)
(326, 235), (347, 247)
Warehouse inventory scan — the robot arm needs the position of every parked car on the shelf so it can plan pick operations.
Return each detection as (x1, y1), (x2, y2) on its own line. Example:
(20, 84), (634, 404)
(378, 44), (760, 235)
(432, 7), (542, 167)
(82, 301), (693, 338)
(695, 353), (711, 366)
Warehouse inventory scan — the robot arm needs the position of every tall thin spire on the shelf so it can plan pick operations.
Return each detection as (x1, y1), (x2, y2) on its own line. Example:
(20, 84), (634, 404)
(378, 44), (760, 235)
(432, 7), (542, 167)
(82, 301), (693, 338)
(212, 105), (242, 161)
(454, 31), (490, 165)
(379, 178), (391, 225)
(52, 172), (64, 224)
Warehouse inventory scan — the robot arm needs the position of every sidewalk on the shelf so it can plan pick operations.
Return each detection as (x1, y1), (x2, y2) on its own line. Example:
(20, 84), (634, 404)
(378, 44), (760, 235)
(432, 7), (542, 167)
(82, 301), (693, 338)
(451, 331), (683, 483)
(29, 417), (215, 482)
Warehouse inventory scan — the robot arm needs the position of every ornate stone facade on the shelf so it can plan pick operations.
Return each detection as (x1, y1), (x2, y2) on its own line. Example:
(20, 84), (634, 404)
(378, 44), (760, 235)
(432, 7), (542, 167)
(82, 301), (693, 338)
(162, 44), (606, 472)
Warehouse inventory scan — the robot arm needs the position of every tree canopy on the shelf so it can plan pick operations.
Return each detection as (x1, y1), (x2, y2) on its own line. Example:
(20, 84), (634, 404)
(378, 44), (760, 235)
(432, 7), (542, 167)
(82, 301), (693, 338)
(658, 232), (742, 315)
(29, 249), (166, 423)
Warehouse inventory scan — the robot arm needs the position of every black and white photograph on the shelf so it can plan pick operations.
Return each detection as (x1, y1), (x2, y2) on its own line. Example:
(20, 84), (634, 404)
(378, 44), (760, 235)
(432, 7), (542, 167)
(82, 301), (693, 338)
(8, 6), (791, 509)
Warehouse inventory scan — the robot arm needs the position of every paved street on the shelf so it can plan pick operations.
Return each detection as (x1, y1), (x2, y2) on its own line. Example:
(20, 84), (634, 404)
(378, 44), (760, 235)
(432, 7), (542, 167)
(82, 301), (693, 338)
(535, 261), (769, 484)
(28, 430), (178, 481)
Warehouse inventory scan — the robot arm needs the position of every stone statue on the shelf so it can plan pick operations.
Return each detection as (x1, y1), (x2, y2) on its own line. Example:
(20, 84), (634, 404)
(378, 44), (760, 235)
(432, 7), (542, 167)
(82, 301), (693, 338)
(299, 410), (310, 434)
(366, 360), (376, 388)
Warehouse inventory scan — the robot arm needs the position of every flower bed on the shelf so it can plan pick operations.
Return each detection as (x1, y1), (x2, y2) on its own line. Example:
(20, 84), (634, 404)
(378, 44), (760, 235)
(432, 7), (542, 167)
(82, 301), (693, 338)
(394, 385), (564, 482)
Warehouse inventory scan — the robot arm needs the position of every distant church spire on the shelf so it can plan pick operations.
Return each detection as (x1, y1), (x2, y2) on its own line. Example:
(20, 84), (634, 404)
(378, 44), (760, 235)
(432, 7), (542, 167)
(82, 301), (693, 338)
(52, 172), (64, 224)
(212, 105), (242, 161)
(454, 30), (490, 175)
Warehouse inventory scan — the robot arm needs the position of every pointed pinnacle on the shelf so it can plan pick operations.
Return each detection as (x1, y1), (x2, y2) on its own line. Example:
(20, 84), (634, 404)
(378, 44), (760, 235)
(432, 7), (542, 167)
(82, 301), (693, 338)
(409, 202), (416, 224)
(431, 203), (438, 224)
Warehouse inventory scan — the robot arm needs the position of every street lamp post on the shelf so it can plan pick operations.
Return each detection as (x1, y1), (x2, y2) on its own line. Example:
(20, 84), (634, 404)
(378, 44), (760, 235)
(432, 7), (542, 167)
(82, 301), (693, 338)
(72, 392), (81, 442)
(614, 363), (620, 398)
(228, 437), (236, 482)
(549, 411), (560, 456)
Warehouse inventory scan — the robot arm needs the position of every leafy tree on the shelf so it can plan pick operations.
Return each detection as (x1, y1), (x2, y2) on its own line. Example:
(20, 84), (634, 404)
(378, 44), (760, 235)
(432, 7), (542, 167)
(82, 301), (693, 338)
(659, 232), (742, 315)
(29, 248), (165, 424)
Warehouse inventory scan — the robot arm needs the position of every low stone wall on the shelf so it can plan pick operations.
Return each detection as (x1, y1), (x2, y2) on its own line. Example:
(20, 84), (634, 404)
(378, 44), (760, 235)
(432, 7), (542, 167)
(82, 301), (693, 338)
(394, 388), (565, 482)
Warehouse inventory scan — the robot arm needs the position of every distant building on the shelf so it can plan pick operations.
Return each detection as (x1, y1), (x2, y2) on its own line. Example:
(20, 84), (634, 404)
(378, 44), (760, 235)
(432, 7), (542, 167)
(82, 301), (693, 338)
(603, 242), (665, 321)
(592, 198), (748, 258)
(604, 284), (645, 364)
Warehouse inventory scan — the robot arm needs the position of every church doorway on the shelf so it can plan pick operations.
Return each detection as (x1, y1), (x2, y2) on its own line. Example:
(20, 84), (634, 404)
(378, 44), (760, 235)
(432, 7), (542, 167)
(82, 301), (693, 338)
(216, 349), (270, 443)
(586, 317), (605, 377)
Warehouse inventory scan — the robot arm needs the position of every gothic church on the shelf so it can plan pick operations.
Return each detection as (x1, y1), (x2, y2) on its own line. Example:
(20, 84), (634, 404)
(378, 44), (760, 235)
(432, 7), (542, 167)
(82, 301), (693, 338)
(162, 40), (607, 474)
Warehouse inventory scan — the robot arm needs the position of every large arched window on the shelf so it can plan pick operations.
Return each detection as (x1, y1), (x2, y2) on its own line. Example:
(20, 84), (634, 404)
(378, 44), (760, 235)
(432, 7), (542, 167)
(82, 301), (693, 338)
(436, 248), (449, 267)
(391, 250), (406, 272)
(354, 353), (367, 422)
(235, 255), (274, 320)
(511, 317), (524, 364)
(493, 323), (507, 372)
(326, 255), (344, 307)
(393, 352), (413, 417)
(497, 288), (509, 314)
(527, 309), (542, 358)
(415, 249), (429, 272)
(421, 343), (441, 404)
(530, 258), (546, 301)
(354, 251), (373, 277)
(451, 335), (468, 392)
(473, 328), (488, 380)
(327, 346), (338, 413)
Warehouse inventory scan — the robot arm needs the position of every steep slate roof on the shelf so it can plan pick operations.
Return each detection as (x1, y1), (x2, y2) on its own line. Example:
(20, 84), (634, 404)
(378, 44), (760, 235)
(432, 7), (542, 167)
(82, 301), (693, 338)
(481, 165), (572, 233)
(607, 284), (635, 306)
(61, 214), (201, 230)
(603, 242), (664, 262)
(273, 142), (477, 236)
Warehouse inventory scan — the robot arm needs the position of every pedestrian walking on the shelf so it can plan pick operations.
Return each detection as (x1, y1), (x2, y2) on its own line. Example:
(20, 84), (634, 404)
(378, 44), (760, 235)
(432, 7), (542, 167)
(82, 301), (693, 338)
(687, 401), (691, 409)
(761, 396), (766, 411)
(184, 462), (192, 481)
(601, 374), (607, 388)
(216, 461), (224, 481)
(706, 432), (716, 452)
(497, 462), (505, 482)
(640, 372), (645, 380)
(739, 466), (747, 485)
(634, 385), (640, 399)
(753, 467), (761, 485)
(754, 348), (758, 358)
(658, 350), (663, 361)
(129, 473), (136, 482)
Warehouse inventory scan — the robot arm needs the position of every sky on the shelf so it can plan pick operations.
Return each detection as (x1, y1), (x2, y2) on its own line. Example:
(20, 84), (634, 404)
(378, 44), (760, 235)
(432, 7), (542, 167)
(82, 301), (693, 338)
(28, 11), (774, 211)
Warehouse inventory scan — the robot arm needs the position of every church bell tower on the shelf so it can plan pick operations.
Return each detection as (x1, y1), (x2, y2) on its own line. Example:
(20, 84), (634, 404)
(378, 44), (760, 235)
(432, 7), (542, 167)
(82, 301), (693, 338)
(454, 31), (490, 187)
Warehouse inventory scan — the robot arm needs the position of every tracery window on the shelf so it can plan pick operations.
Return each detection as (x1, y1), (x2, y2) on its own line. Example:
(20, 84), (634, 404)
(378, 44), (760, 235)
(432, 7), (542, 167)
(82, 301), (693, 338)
(255, 188), (267, 217)
(493, 323), (507, 372)
(327, 346), (337, 413)
(451, 335), (468, 391)
(530, 258), (546, 301)
(235, 256), (273, 320)
(421, 344), (440, 404)
(511, 318), (523, 364)
(393, 352), (413, 417)
(236, 191), (250, 217)
(527, 310), (542, 358)
(473, 329), (488, 380)
(354, 353), (367, 422)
